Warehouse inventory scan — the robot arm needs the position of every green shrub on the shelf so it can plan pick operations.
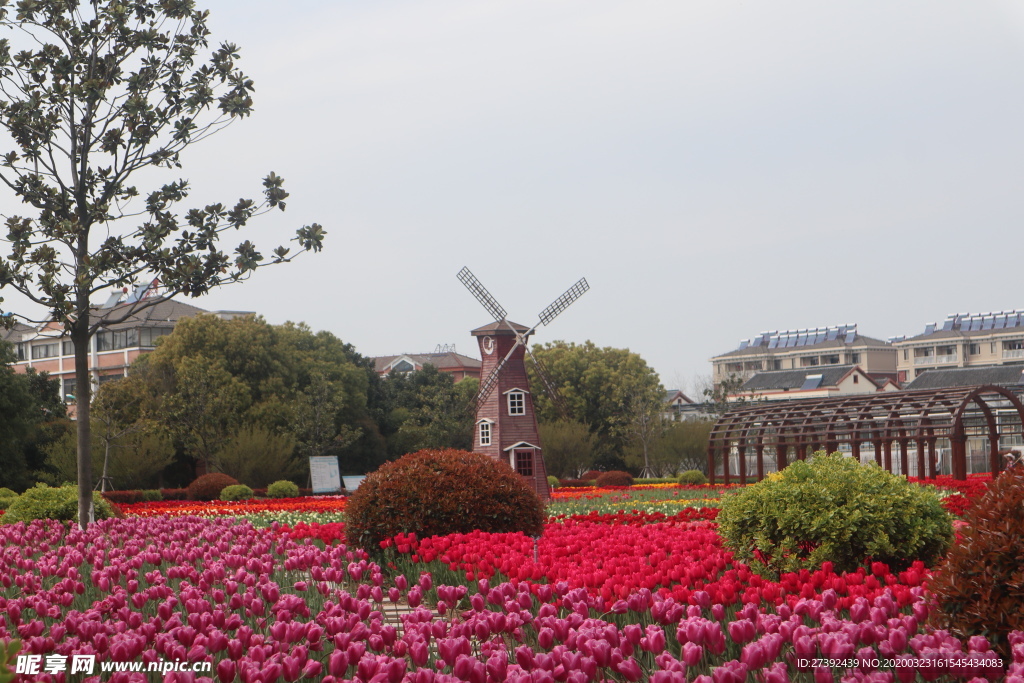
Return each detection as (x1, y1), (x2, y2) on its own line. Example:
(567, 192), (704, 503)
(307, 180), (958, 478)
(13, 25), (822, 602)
(0, 486), (16, 510)
(345, 448), (545, 549)
(595, 470), (633, 487)
(678, 469), (708, 486)
(214, 427), (298, 488)
(187, 473), (240, 501)
(141, 489), (162, 502)
(718, 451), (952, 574)
(635, 477), (682, 485)
(219, 484), (254, 501)
(546, 475), (560, 488)
(1, 484), (117, 524)
(558, 479), (597, 487)
(267, 480), (300, 498)
(929, 466), (1024, 657)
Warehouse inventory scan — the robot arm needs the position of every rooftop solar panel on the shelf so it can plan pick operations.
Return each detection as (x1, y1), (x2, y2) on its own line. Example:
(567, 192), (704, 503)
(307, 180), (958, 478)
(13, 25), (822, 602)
(983, 316), (995, 330)
(738, 340), (749, 350)
(970, 318), (982, 332)
(826, 328), (838, 341)
(768, 337), (778, 349)
(941, 318), (954, 331)
(800, 374), (823, 391)
(995, 316), (1006, 329)
(845, 330), (856, 344)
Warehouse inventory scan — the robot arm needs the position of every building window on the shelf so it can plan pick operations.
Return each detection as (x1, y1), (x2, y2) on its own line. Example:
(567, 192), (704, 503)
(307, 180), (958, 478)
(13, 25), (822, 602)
(479, 422), (491, 446)
(508, 391), (525, 416)
(62, 377), (77, 401)
(96, 328), (140, 351)
(771, 359), (783, 370)
(743, 361), (761, 371)
(799, 356), (820, 367)
(16, 343), (26, 361)
(969, 343), (980, 355)
(31, 342), (59, 359)
(514, 450), (533, 477)
(726, 362), (743, 373)
(62, 340), (74, 356)
(903, 349), (908, 361)
(98, 373), (124, 385)
(848, 353), (860, 364)
(139, 327), (173, 348)
(822, 355), (840, 365)
(853, 375), (859, 384)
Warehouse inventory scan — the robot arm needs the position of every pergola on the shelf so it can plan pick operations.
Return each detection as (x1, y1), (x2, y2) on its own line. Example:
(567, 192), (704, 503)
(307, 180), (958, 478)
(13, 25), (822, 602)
(707, 385), (1024, 484)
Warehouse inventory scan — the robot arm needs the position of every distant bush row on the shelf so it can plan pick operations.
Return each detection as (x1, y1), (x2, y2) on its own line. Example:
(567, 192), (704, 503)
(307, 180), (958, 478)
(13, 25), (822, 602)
(97, 482), (313, 504)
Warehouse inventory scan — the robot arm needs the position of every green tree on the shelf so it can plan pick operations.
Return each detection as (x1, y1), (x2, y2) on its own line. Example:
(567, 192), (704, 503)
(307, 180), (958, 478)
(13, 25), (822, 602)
(652, 420), (713, 475)
(537, 420), (596, 479)
(113, 314), (372, 480)
(0, 0), (326, 526)
(392, 366), (477, 453)
(527, 340), (663, 458)
(0, 339), (67, 490)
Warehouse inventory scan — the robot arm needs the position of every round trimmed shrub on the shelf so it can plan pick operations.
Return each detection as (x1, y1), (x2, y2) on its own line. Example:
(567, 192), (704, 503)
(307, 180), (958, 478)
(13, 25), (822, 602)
(929, 466), (1024, 657)
(718, 451), (953, 574)
(220, 484), (254, 501)
(1, 484), (117, 524)
(678, 469), (708, 486)
(345, 448), (545, 549)
(581, 470), (603, 481)
(595, 470), (633, 487)
(187, 473), (240, 501)
(267, 480), (300, 498)
(141, 490), (162, 502)
(546, 475), (560, 489)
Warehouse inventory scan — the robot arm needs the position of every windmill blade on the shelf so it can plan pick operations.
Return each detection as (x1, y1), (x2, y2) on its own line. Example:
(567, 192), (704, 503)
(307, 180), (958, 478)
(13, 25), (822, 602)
(471, 358), (506, 413)
(538, 278), (590, 326)
(472, 334), (526, 410)
(458, 267), (507, 322)
(526, 346), (573, 421)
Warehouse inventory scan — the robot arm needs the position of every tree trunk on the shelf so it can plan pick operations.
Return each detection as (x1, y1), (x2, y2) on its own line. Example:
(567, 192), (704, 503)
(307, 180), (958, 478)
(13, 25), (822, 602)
(74, 315), (92, 530)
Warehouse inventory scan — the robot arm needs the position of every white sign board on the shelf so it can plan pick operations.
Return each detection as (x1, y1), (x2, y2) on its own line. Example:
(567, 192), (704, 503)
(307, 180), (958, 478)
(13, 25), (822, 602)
(309, 456), (341, 494)
(342, 476), (365, 491)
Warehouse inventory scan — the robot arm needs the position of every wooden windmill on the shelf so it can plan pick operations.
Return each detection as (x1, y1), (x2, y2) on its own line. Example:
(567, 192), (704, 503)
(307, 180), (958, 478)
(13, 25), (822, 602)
(457, 267), (589, 500)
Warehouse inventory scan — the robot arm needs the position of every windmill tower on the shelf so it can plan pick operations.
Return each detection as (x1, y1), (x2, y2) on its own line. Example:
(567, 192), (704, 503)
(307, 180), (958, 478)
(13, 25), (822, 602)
(457, 268), (589, 500)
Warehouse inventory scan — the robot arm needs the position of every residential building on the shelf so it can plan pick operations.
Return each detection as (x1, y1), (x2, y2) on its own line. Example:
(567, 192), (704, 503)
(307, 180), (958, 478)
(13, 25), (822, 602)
(904, 365), (1024, 391)
(1, 283), (249, 404)
(890, 310), (1024, 384)
(711, 324), (897, 388)
(737, 365), (898, 401)
(662, 389), (714, 421)
(372, 348), (481, 383)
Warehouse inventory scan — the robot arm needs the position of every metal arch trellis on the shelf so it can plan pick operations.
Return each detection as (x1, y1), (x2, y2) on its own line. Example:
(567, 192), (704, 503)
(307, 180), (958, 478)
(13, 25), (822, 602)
(707, 385), (1024, 484)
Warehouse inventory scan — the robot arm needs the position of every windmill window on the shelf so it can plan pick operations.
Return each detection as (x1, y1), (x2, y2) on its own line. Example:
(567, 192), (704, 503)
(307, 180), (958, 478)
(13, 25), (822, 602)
(515, 450), (533, 477)
(479, 421), (491, 446)
(507, 391), (525, 415)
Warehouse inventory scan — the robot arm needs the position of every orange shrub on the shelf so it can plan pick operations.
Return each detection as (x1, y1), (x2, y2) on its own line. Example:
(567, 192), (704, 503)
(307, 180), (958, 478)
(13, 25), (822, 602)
(929, 466), (1024, 657)
(187, 473), (240, 501)
(345, 449), (545, 550)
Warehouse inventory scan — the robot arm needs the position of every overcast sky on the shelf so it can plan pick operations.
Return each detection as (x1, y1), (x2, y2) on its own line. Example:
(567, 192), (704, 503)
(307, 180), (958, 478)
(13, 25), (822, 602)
(6, 1), (1024, 393)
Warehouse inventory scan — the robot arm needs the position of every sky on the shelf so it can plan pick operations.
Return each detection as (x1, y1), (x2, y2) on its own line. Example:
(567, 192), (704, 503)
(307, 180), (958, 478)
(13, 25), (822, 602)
(5, 1), (1024, 394)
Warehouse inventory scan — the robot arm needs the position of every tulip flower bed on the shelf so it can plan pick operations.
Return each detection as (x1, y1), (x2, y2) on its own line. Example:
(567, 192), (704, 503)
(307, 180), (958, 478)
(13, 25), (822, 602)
(115, 496), (349, 526)
(2, 516), (1023, 683)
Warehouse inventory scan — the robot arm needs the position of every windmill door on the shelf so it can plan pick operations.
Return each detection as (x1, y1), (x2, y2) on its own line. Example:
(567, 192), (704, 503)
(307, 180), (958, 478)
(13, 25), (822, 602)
(513, 449), (535, 477)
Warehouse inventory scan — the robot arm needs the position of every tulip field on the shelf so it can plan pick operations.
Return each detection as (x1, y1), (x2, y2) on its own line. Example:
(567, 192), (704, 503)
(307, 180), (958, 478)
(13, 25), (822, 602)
(2, 476), (1022, 682)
